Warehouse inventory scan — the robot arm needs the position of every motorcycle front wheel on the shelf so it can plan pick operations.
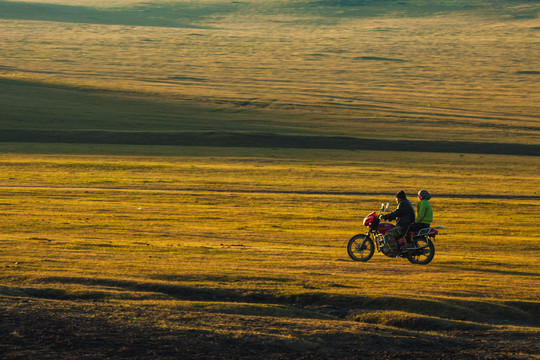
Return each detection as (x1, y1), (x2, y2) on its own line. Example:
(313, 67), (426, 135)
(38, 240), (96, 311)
(407, 237), (435, 265)
(347, 234), (375, 262)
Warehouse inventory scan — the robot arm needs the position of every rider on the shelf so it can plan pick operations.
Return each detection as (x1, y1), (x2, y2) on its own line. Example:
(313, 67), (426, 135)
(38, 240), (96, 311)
(380, 190), (415, 252)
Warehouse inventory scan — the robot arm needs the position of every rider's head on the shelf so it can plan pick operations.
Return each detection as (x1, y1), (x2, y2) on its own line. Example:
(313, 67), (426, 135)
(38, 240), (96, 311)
(395, 190), (406, 203)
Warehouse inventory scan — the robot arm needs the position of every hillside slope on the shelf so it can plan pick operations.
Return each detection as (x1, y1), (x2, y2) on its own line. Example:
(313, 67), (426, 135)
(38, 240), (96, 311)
(0, 0), (539, 152)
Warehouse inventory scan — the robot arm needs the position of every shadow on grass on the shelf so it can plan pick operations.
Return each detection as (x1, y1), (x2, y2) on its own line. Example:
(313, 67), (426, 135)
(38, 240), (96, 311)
(0, 302), (317, 359)
(0, 296), (470, 360)
(150, 273), (293, 284)
(439, 261), (540, 277)
(3, 276), (538, 327)
(0, 0), (238, 28)
(356, 56), (408, 62)
(1, 78), (538, 156)
(452, 266), (539, 277)
(2, 129), (539, 156)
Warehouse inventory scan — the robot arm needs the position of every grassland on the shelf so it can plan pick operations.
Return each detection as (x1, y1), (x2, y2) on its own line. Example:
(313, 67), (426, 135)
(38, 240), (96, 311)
(0, 0), (539, 358)
(0, 144), (539, 358)
(1, 0), (539, 148)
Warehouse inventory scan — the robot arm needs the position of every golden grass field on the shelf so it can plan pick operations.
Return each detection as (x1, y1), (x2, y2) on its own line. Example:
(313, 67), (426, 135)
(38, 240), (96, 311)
(0, 0), (539, 358)
(0, 144), (539, 358)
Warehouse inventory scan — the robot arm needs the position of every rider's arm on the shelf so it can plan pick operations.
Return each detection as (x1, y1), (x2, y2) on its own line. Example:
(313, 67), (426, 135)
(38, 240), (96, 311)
(383, 204), (404, 221)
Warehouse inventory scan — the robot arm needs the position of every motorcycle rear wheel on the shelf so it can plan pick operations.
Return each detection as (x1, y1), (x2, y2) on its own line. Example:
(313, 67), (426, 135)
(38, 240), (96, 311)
(407, 237), (435, 265)
(347, 234), (375, 262)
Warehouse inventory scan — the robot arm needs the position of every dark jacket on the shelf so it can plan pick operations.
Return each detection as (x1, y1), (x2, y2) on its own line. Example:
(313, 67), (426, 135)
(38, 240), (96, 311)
(383, 199), (415, 228)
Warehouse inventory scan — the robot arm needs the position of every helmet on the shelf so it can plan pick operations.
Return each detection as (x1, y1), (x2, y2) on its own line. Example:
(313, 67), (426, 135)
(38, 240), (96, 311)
(418, 189), (431, 200)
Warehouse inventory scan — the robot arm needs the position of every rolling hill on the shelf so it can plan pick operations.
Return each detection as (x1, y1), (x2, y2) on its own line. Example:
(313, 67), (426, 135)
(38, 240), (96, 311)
(0, 0), (539, 154)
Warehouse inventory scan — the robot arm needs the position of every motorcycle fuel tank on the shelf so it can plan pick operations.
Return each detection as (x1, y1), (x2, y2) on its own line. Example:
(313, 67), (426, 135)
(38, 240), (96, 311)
(377, 222), (395, 234)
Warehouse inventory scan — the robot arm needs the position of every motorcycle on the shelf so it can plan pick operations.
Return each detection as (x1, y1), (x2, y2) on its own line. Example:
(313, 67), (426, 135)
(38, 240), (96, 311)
(347, 202), (442, 265)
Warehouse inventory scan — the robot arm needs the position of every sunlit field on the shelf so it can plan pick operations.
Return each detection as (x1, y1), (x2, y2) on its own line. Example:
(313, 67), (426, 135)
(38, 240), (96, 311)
(0, 144), (538, 358)
(1, 0), (539, 358)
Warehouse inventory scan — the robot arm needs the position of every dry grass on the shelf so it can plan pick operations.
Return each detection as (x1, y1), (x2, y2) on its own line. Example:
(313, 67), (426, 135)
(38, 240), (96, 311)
(0, 1), (539, 358)
(0, 145), (538, 358)
(0, 147), (538, 302)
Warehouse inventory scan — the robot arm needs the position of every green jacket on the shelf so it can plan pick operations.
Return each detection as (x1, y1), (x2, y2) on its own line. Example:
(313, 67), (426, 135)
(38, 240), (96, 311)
(416, 199), (433, 224)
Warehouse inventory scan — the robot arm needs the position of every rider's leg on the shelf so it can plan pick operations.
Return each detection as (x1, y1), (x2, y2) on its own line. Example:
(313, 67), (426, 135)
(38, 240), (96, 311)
(385, 226), (403, 251)
(408, 223), (430, 242)
(408, 223), (422, 243)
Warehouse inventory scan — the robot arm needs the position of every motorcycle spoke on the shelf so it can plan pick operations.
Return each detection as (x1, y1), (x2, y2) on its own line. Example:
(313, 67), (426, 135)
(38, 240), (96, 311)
(407, 237), (435, 265)
(347, 234), (375, 262)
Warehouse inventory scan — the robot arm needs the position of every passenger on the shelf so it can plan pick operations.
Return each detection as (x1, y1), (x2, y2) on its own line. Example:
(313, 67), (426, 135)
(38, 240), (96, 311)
(408, 190), (433, 239)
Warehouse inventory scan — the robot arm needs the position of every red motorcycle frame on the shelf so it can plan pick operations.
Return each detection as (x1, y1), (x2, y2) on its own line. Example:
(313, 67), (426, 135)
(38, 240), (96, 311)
(347, 203), (442, 265)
